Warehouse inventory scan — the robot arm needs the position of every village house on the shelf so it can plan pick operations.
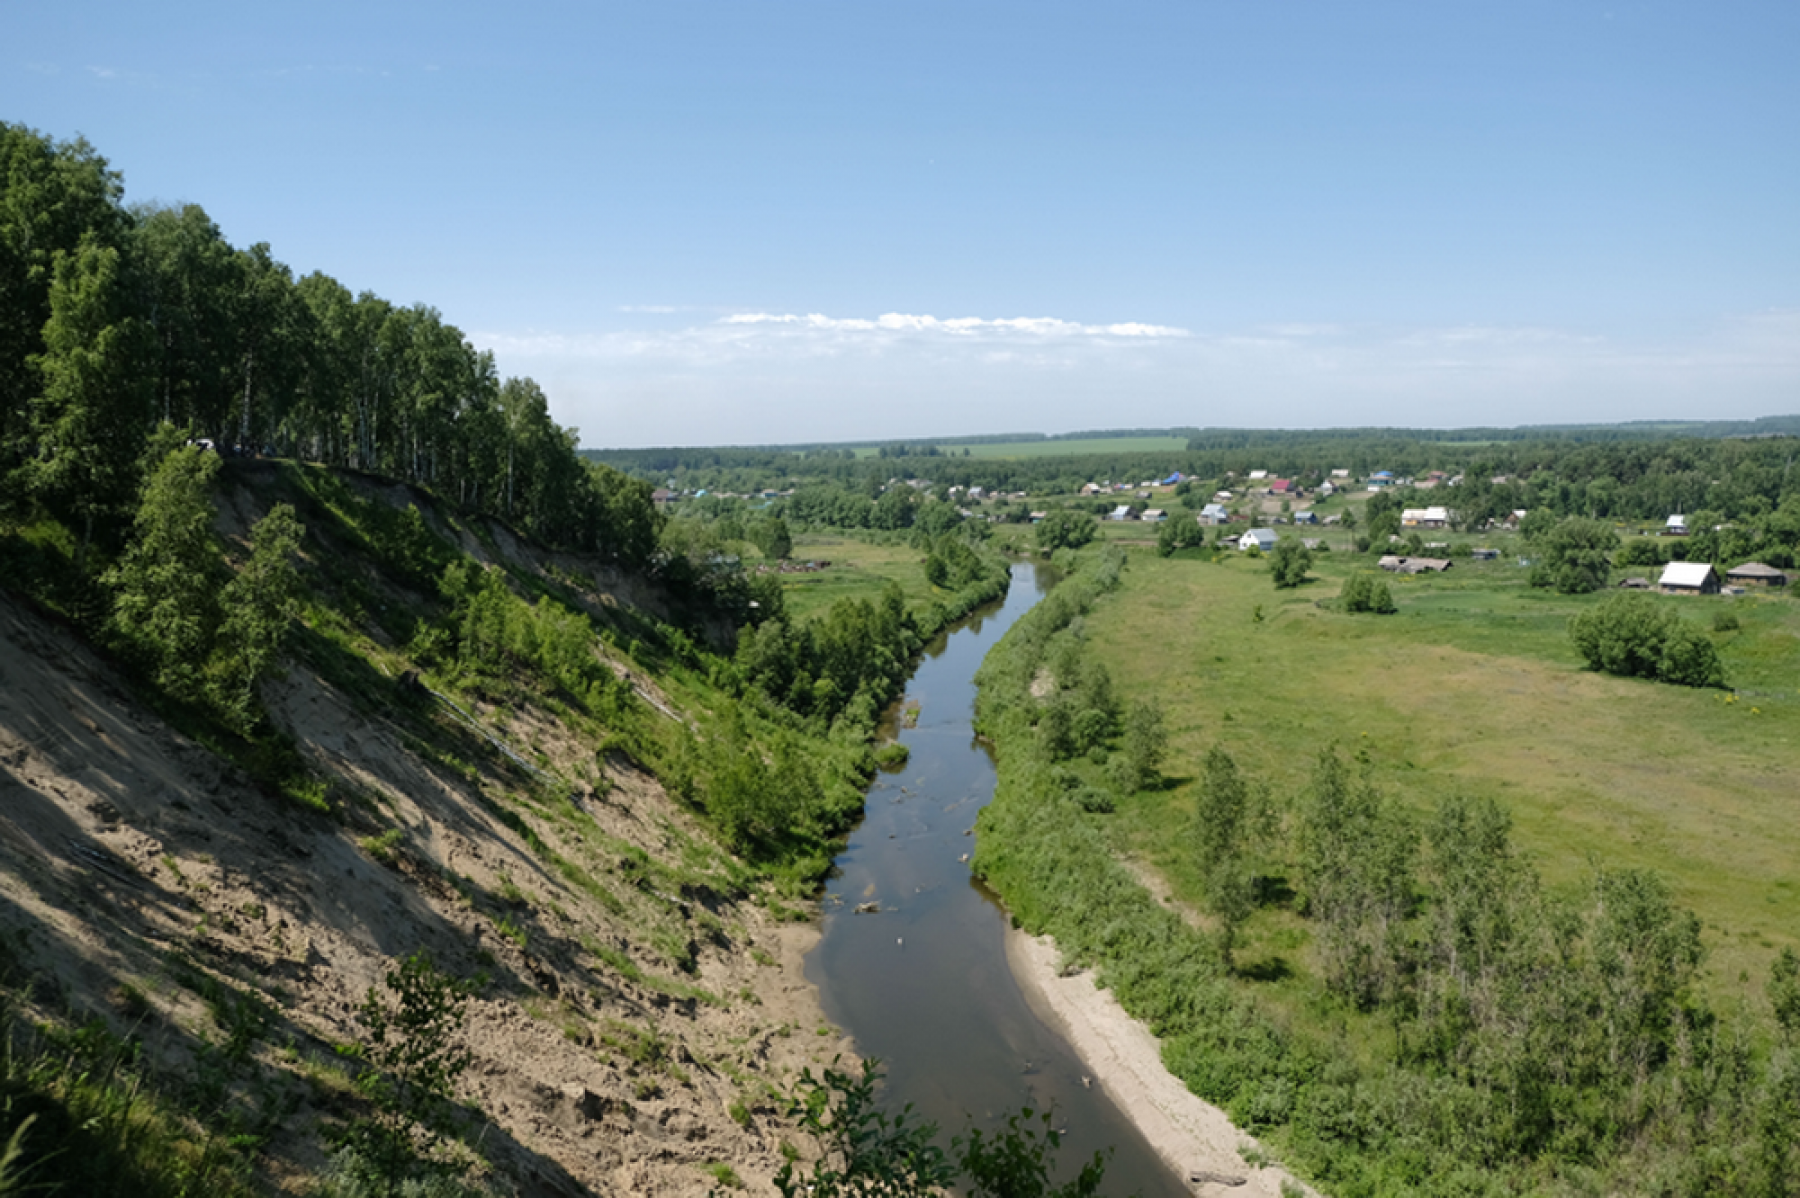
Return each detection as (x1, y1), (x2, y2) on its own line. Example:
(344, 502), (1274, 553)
(1199, 503), (1231, 525)
(1108, 504), (1135, 521)
(1658, 561), (1719, 594)
(1664, 514), (1689, 537)
(1726, 562), (1787, 587)
(1237, 528), (1278, 552)
(1401, 506), (1451, 529)
(1140, 509), (1167, 522)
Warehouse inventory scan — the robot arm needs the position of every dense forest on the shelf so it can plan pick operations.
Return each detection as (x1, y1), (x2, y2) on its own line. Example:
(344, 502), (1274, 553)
(1, 123), (658, 580)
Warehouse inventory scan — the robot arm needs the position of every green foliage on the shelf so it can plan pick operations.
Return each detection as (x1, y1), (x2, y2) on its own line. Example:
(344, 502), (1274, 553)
(1337, 573), (1396, 614)
(1615, 536), (1668, 568)
(1112, 699), (1167, 793)
(209, 502), (304, 729)
(22, 233), (155, 567)
(1771, 948), (1800, 1044)
(1190, 746), (1257, 966)
(1298, 749), (1416, 1007)
(1528, 517), (1619, 594)
(104, 443), (227, 701)
(338, 951), (481, 1194)
(1567, 592), (1726, 687)
(774, 1060), (1110, 1198)
(1154, 516), (1205, 557)
(1034, 510), (1095, 554)
(0, 990), (263, 1197)
(1267, 536), (1312, 589)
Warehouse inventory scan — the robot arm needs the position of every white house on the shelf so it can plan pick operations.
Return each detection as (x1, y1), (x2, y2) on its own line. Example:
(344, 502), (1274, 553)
(1140, 509), (1167, 522)
(1664, 515), (1689, 536)
(1401, 506), (1451, 529)
(1659, 561), (1719, 594)
(1238, 528), (1278, 552)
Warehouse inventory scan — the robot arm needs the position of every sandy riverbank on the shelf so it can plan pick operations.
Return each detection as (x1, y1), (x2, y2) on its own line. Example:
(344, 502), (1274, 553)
(1005, 929), (1318, 1197)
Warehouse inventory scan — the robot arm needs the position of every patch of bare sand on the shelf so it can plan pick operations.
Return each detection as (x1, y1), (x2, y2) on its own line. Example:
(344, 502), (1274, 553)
(1006, 930), (1319, 1197)
(0, 590), (848, 1196)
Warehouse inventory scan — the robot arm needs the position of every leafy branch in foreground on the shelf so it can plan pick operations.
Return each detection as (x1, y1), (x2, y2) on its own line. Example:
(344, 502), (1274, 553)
(774, 1059), (1116, 1198)
(334, 951), (482, 1196)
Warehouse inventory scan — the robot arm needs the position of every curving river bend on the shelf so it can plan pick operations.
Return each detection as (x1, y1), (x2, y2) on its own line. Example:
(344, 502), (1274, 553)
(807, 562), (1188, 1197)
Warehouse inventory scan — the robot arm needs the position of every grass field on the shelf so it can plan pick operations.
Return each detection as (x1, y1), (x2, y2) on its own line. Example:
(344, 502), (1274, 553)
(965, 435), (1191, 459)
(848, 434), (1190, 459)
(1084, 548), (1800, 998)
(778, 534), (938, 622)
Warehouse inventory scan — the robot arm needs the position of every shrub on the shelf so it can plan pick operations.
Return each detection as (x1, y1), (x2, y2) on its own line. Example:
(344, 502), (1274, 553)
(1568, 593), (1725, 688)
(1339, 575), (1396, 615)
(1269, 537), (1312, 589)
(1528, 517), (1620, 594)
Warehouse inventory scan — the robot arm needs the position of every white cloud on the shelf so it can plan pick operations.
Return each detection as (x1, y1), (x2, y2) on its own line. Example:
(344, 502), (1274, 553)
(473, 308), (1800, 448)
(718, 311), (1190, 338)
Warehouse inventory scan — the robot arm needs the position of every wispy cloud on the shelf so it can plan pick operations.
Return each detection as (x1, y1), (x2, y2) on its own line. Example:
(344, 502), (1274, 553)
(475, 308), (1800, 448)
(717, 312), (1191, 338)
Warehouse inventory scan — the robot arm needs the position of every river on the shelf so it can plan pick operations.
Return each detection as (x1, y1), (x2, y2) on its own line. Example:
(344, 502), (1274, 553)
(806, 561), (1188, 1197)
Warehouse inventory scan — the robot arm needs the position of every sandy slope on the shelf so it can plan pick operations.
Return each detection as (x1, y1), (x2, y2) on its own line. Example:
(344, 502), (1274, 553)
(0, 590), (847, 1195)
(1006, 930), (1318, 1197)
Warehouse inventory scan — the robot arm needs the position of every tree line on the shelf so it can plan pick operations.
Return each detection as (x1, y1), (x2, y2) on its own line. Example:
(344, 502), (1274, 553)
(1, 123), (658, 573)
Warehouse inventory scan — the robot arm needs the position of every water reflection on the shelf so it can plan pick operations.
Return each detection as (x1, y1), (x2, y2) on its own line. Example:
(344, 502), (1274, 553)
(807, 561), (1185, 1197)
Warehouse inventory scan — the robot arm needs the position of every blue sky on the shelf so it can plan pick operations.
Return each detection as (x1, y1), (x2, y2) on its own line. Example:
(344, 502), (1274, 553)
(7, 1), (1798, 447)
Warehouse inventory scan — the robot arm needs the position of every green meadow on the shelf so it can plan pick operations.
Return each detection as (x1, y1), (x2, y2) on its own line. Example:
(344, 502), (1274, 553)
(1084, 548), (1800, 997)
(962, 434), (1191, 459)
(849, 434), (1192, 459)
(777, 534), (941, 622)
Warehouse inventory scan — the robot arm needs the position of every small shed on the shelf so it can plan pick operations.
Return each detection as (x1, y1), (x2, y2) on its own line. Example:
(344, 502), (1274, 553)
(1140, 509), (1167, 523)
(1658, 561), (1719, 594)
(1379, 555), (1452, 574)
(1726, 562), (1787, 587)
(1664, 515), (1689, 537)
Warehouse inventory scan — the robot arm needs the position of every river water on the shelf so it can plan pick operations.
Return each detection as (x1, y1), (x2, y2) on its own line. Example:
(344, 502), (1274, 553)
(806, 562), (1187, 1197)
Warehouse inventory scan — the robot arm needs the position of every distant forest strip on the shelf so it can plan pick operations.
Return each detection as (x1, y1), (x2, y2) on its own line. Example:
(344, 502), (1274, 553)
(0, 123), (658, 570)
(587, 420), (1800, 531)
(589, 417), (1800, 468)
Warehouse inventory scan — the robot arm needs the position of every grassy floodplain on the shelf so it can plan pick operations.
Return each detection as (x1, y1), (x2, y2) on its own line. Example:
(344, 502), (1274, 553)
(1087, 546), (1800, 998)
(777, 533), (943, 622)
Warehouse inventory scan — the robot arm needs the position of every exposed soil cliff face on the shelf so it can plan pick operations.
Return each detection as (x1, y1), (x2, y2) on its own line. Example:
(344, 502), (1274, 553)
(0, 501), (847, 1194)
